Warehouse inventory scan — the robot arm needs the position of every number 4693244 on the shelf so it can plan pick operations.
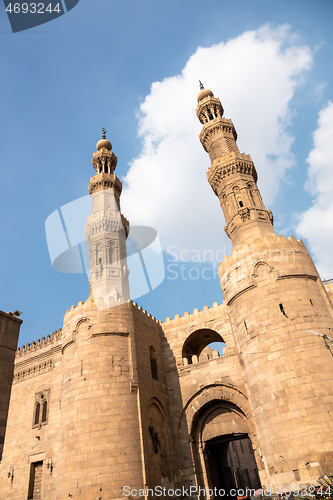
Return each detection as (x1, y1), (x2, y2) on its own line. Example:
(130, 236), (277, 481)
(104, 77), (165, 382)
(5, 3), (61, 14)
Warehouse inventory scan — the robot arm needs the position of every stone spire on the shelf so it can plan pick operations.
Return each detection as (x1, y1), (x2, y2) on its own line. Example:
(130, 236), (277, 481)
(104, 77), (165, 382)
(196, 87), (275, 246)
(85, 130), (130, 309)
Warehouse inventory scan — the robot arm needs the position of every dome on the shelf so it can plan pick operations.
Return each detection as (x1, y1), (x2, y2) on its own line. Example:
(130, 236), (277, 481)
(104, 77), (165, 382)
(96, 138), (112, 151)
(197, 88), (214, 103)
(96, 128), (112, 151)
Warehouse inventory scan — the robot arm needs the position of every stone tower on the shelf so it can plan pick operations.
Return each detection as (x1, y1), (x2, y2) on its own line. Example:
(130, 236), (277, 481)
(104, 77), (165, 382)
(85, 129), (130, 310)
(56, 135), (144, 500)
(196, 82), (274, 247)
(53, 133), (175, 500)
(197, 84), (333, 488)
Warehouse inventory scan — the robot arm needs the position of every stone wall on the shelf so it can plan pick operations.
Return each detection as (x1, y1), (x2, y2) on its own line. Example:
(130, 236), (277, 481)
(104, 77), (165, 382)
(219, 234), (333, 488)
(161, 303), (261, 494)
(0, 329), (62, 499)
(0, 310), (22, 459)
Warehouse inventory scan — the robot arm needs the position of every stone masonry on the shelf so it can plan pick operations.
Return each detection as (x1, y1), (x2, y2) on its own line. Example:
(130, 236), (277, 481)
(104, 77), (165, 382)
(0, 87), (332, 499)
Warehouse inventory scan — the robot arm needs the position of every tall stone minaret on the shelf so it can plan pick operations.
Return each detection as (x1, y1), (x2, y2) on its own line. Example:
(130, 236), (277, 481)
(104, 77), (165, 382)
(196, 82), (275, 247)
(57, 132), (151, 499)
(85, 129), (130, 309)
(197, 85), (333, 488)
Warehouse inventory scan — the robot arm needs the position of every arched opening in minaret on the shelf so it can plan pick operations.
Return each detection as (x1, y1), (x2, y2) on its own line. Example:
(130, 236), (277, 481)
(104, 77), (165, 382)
(247, 184), (256, 206)
(182, 329), (225, 365)
(95, 243), (102, 267)
(107, 240), (115, 265)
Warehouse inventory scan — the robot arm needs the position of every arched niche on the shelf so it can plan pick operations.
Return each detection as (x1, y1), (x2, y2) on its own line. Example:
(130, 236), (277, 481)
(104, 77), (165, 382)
(145, 398), (173, 490)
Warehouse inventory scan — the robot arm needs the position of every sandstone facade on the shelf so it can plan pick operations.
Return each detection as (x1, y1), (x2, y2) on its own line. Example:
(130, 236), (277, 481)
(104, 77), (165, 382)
(0, 88), (332, 499)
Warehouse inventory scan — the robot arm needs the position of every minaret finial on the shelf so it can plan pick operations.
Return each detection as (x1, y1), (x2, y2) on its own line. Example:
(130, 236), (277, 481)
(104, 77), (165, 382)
(199, 80), (204, 90)
(102, 128), (106, 139)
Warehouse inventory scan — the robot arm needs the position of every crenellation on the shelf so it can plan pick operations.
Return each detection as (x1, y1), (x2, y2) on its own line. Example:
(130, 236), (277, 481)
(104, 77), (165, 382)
(163, 301), (224, 327)
(15, 329), (62, 358)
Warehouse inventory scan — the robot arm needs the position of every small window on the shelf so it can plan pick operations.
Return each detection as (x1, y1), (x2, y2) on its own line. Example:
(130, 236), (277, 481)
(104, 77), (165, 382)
(42, 401), (47, 423)
(33, 390), (50, 428)
(149, 346), (158, 381)
(34, 403), (40, 425)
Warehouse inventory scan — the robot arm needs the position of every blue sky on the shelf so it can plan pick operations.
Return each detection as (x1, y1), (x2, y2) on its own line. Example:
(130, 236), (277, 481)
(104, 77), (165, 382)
(0, 0), (333, 346)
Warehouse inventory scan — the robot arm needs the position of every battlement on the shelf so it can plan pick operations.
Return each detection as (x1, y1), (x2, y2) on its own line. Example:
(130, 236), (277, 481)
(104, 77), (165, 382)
(63, 297), (160, 326)
(162, 301), (224, 327)
(218, 234), (319, 305)
(219, 234), (307, 276)
(15, 329), (62, 358)
(132, 301), (158, 322)
(63, 296), (97, 320)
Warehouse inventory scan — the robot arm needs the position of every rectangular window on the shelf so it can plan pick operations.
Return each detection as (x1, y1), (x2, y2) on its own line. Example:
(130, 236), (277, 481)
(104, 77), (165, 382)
(28, 461), (43, 499)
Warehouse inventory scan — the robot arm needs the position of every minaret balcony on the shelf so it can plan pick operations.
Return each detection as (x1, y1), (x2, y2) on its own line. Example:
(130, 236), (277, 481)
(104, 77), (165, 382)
(88, 171), (122, 195)
(207, 154), (257, 195)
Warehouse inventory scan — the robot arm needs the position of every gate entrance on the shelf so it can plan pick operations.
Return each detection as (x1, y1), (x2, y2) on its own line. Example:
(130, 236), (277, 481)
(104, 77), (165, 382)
(205, 434), (261, 499)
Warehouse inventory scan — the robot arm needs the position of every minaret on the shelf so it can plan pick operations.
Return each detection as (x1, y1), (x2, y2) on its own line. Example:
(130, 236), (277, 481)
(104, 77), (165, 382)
(56, 132), (149, 499)
(85, 129), (130, 309)
(196, 82), (275, 246)
(197, 86), (333, 488)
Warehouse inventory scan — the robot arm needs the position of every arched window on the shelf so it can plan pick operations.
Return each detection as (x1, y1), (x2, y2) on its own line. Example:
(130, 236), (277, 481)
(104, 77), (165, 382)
(34, 403), (40, 425)
(42, 401), (47, 423)
(149, 346), (158, 381)
(96, 244), (102, 267)
(182, 329), (226, 366)
(249, 189), (256, 206)
(33, 389), (50, 428)
(236, 195), (244, 208)
(108, 241), (117, 265)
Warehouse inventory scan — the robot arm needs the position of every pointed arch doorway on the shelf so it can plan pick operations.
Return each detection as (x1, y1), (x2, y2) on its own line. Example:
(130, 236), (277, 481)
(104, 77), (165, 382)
(204, 433), (261, 498)
(189, 396), (261, 499)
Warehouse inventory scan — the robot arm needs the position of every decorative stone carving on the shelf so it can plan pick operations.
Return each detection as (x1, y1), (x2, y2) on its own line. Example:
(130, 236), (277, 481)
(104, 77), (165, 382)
(14, 360), (53, 384)
(85, 217), (124, 238)
(239, 208), (250, 221)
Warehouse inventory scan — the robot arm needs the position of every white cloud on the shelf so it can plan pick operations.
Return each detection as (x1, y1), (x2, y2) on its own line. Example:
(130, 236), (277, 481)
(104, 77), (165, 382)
(296, 101), (333, 279)
(121, 24), (313, 261)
